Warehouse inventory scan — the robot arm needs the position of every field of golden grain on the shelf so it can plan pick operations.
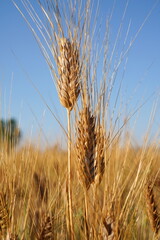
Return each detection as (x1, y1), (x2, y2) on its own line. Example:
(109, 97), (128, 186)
(1, 140), (160, 239)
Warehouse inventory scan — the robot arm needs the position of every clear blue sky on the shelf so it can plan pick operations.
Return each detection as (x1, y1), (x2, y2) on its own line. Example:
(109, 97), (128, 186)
(0, 0), (160, 147)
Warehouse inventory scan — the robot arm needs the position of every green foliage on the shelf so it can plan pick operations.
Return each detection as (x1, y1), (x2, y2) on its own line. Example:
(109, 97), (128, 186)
(0, 118), (21, 149)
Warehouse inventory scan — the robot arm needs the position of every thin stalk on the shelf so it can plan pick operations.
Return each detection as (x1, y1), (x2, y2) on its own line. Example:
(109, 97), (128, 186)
(92, 184), (98, 238)
(67, 109), (74, 240)
(84, 188), (89, 240)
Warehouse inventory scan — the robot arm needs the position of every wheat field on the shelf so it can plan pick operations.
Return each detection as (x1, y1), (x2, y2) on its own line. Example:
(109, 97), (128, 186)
(1, 0), (160, 239)
(1, 138), (160, 239)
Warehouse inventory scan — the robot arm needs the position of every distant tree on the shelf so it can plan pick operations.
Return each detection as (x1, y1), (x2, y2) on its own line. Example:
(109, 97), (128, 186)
(0, 120), (5, 141)
(0, 118), (21, 151)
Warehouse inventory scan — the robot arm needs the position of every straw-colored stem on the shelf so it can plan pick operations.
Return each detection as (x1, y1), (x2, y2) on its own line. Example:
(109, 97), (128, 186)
(84, 188), (89, 240)
(92, 184), (98, 237)
(67, 109), (74, 240)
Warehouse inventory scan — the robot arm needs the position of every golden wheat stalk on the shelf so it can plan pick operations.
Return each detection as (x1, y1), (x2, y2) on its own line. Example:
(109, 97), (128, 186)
(76, 106), (96, 238)
(56, 37), (80, 240)
(146, 181), (160, 236)
(76, 105), (105, 238)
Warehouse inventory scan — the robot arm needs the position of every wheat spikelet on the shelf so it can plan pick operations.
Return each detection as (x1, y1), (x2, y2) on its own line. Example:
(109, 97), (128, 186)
(76, 106), (96, 189)
(38, 215), (54, 240)
(146, 181), (160, 235)
(57, 37), (80, 110)
(0, 193), (10, 237)
(95, 125), (105, 185)
(102, 216), (115, 240)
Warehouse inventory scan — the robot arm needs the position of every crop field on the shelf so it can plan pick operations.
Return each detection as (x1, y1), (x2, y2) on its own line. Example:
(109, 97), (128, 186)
(0, 0), (160, 239)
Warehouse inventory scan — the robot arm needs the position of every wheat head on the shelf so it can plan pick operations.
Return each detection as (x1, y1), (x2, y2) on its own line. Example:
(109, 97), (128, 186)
(102, 215), (115, 240)
(76, 106), (97, 189)
(57, 37), (80, 111)
(146, 181), (160, 236)
(95, 125), (105, 186)
(38, 215), (54, 240)
(0, 193), (10, 238)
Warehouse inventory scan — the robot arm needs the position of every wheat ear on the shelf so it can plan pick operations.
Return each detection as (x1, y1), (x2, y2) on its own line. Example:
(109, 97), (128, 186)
(95, 125), (105, 186)
(0, 193), (10, 238)
(76, 106), (97, 190)
(38, 215), (54, 240)
(76, 106), (96, 238)
(76, 108), (105, 189)
(57, 37), (80, 111)
(56, 37), (80, 240)
(102, 215), (115, 240)
(146, 181), (160, 236)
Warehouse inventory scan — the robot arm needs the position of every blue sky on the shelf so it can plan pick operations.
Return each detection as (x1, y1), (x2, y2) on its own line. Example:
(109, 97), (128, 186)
(0, 0), (160, 147)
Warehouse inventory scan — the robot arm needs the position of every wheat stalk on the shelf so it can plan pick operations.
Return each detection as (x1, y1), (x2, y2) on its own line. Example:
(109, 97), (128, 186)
(56, 37), (80, 240)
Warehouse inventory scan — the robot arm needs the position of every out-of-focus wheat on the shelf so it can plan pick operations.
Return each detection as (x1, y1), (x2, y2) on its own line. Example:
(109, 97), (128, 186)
(146, 180), (160, 236)
(0, 193), (10, 238)
(38, 215), (54, 240)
